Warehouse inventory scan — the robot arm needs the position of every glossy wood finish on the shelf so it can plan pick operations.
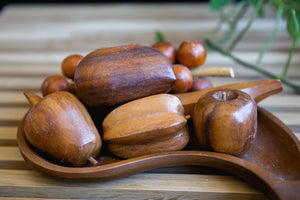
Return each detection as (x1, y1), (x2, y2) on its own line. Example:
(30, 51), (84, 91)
(193, 89), (257, 156)
(175, 79), (283, 116)
(17, 79), (294, 199)
(17, 107), (300, 200)
(152, 42), (176, 64)
(103, 94), (188, 158)
(176, 40), (207, 69)
(23, 91), (102, 166)
(74, 44), (176, 107)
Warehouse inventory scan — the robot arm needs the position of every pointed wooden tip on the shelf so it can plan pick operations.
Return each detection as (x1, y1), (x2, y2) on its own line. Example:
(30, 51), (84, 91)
(24, 92), (42, 106)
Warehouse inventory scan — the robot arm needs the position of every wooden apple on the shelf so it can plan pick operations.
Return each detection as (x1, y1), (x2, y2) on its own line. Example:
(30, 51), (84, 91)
(23, 91), (102, 166)
(193, 88), (257, 156)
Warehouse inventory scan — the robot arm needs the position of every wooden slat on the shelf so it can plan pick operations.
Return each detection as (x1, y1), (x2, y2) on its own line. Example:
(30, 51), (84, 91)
(0, 4), (291, 53)
(0, 147), (22, 161)
(0, 77), (44, 91)
(0, 92), (32, 105)
(0, 107), (28, 121)
(0, 127), (17, 146)
(0, 4), (220, 21)
(0, 64), (60, 77)
(0, 147), (26, 169)
(0, 169), (264, 199)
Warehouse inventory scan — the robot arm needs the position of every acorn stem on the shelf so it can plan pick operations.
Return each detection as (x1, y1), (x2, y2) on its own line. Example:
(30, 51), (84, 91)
(191, 67), (234, 77)
(87, 156), (98, 165)
(222, 92), (227, 101)
(24, 92), (42, 106)
(69, 81), (76, 94)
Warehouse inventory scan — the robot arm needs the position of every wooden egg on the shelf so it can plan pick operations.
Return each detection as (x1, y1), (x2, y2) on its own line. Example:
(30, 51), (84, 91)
(74, 44), (176, 107)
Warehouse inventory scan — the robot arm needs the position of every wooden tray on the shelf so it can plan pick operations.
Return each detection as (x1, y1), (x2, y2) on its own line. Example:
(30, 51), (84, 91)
(17, 106), (300, 200)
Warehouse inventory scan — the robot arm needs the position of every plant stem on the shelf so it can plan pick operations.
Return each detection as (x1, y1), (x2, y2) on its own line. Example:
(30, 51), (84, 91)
(218, 1), (250, 47)
(207, 9), (226, 41)
(226, 0), (265, 53)
(279, 37), (297, 79)
(255, 6), (283, 65)
(279, 9), (299, 79)
(205, 39), (300, 91)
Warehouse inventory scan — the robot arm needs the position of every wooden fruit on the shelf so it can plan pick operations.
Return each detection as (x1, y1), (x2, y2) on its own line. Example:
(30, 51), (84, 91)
(102, 94), (189, 158)
(193, 89), (257, 156)
(172, 64), (193, 93)
(176, 40), (207, 69)
(23, 91), (102, 166)
(41, 75), (71, 97)
(190, 77), (213, 91)
(152, 41), (176, 64)
(61, 54), (83, 79)
(74, 44), (176, 107)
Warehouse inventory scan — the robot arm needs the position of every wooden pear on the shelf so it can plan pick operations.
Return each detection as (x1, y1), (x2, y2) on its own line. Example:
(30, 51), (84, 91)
(23, 91), (102, 166)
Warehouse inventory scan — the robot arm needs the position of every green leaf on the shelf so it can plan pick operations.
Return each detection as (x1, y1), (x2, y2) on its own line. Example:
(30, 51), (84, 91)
(248, 0), (265, 17)
(286, 9), (300, 40)
(154, 31), (167, 43)
(281, 0), (300, 12)
(210, 0), (233, 11)
(269, 0), (282, 7)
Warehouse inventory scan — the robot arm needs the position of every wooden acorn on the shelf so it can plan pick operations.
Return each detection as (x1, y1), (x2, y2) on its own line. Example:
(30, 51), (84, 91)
(23, 91), (102, 166)
(193, 89), (257, 156)
(74, 44), (176, 107)
(102, 94), (189, 159)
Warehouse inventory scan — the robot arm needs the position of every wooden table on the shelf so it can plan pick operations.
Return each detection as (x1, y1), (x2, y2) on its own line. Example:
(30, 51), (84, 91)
(0, 3), (299, 199)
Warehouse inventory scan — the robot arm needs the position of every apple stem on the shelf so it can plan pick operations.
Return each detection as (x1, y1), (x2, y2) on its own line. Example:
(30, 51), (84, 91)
(87, 156), (98, 166)
(222, 92), (227, 101)
(24, 92), (42, 106)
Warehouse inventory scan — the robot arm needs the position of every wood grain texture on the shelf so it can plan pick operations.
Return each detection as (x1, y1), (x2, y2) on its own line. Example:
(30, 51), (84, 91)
(0, 170), (264, 199)
(74, 44), (175, 106)
(17, 106), (300, 200)
(0, 3), (299, 200)
(24, 92), (102, 166)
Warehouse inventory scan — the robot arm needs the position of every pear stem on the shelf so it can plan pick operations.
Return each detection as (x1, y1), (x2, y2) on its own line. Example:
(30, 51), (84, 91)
(24, 92), (42, 106)
(87, 156), (98, 166)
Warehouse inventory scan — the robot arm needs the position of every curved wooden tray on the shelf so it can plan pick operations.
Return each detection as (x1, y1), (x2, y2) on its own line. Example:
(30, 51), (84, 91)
(17, 106), (300, 200)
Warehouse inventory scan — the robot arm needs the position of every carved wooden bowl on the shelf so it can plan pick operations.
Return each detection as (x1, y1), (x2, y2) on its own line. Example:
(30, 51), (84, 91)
(17, 107), (300, 200)
(16, 80), (300, 200)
